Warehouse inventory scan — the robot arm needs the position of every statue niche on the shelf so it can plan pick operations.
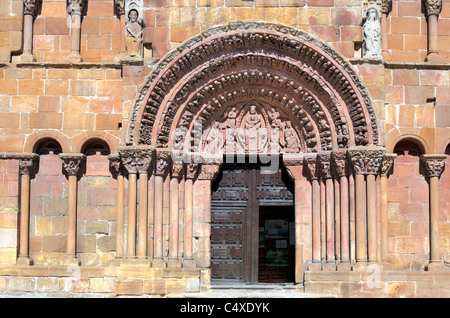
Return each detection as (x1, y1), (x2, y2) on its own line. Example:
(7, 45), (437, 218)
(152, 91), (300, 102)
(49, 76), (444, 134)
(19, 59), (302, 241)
(199, 101), (303, 156)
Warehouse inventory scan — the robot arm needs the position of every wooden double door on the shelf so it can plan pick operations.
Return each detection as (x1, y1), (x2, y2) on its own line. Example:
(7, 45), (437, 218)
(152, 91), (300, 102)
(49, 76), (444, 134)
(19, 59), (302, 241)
(211, 163), (295, 283)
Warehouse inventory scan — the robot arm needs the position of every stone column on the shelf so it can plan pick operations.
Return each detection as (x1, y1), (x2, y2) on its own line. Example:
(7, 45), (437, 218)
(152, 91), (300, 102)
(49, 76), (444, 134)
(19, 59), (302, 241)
(153, 151), (170, 267)
(319, 152), (336, 270)
(348, 146), (385, 269)
(423, 0), (443, 63)
(66, 0), (86, 63)
(379, 153), (396, 267)
(168, 162), (184, 268)
(381, 0), (392, 53)
(284, 154), (305, 284)
(60, 153), (85, 266)
(332, 150), (351, 271)
(108, 154), (125, 259)
(114, 0), (126, 62)
(119, 146), (153, 260)
(17, 153), (39, 266)
(305, 154), (321, 270)
(421, 154), (447, 271)
(184, 163), (199, 268)
(20, 0), (41, 62)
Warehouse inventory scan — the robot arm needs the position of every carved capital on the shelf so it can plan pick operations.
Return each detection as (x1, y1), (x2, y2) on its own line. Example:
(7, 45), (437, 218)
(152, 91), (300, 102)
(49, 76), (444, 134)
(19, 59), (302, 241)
(67, 0), (86, 16)
(381, 0), (392, 14)
(17, 153), (39, 175)
(59, 153), (85, 176)
(114, 0), (125, 15)
(197, 164), (221, 181)
(155, 150), (171, 177)
(171, 162), (185, 179)
(423, 0), (443, 16)
(118, 146), (154, 175)
(380, 153), (397, 177)
(107, 153), (122, 175)
(304, 154), (319, 181)
(331, 150), (348, 178)
(23, 0), (41, 16)
(282, 154), (303, 167)
(185, 163), (200, 180)
(347, 146), (386, 175)
(420, 154), (446, 178)
(318, 152), (332, 179)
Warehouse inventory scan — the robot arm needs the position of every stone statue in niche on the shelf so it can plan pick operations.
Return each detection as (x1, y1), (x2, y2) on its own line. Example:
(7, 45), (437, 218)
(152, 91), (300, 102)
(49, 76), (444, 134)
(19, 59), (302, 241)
(363, 7), (382, 59)
(125, 9), (143, 60)
(244, 105), (262, 152)
(283, 121), (300, 153)
(225, 107), (237, 129)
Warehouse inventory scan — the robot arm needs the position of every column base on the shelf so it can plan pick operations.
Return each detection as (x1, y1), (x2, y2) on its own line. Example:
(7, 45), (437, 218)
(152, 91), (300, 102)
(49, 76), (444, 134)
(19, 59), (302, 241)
(322, 263), (337, 271)
(19, 52), (36, 63)
(17, 256), (33, 266)
(308, 263), (322, 271)
(352, 262), (368, 271)
(167, 259), (182, 268)
(152, 258), (167, 268)
(183, 259), (197, 268)
(425, 52), (442, 63)
(337, 262), (352, 271)
(119, 258), (152, 268)
(426, 261), (447, 272)
(66, 52), (83, 63)
(63, 256), (81, 266)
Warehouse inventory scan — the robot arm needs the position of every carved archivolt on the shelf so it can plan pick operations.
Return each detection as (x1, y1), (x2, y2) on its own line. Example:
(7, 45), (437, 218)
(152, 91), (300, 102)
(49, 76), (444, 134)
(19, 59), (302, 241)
(127, 22), (380, 155)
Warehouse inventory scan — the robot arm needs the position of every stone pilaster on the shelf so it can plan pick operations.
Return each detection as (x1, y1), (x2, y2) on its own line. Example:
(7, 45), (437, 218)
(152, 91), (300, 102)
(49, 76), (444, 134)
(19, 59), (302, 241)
(59, 153), (85, 266)
(421, 154), (447, 271)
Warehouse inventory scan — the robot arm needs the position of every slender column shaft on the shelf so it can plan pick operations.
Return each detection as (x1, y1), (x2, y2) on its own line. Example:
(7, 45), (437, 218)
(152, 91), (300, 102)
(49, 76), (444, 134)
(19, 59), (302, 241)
(116, 174), (124, 257)
(147, 174), (155, 259)
(355, 174), (367, 262)
(184, 178), (194, 260)
(23, 14), (34, 57)
(294, 178), (304, 284)
(380, 175), (388, 262)
(137, 173), (148, 258)
(367, 174), (377, 262)
(340, 175), (350, 262)
(320, 179), (326, 261)
(127, 173), (137, 257)
(427, 15), (439, 56)
(19, 173), (30, 259)
(312, 179), (321, 262)
(67, 175), (78, 257)
(349, 173), (356, 263)
(169, 177), (179, 260)
(325, 178), (335, 262)
(334, 178), (340, 261)
(70, 15), (82, 56)
(154, 175), (164, 259)
(429, 176), (440, 263)
(381, 13), (388, 52)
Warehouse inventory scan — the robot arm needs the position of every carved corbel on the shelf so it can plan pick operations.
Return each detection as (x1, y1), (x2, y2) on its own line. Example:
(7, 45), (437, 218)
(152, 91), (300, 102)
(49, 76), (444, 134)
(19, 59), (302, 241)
(23, 0), (41, 16)
(282, 154), (303, 181)
(423, 0), (443, 17)
(185, 163), (200, 180)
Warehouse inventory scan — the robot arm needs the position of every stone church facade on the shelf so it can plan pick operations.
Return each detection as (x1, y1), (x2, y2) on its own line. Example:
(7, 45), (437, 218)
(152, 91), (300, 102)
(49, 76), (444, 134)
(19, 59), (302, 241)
(0, 0), (449, 297)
